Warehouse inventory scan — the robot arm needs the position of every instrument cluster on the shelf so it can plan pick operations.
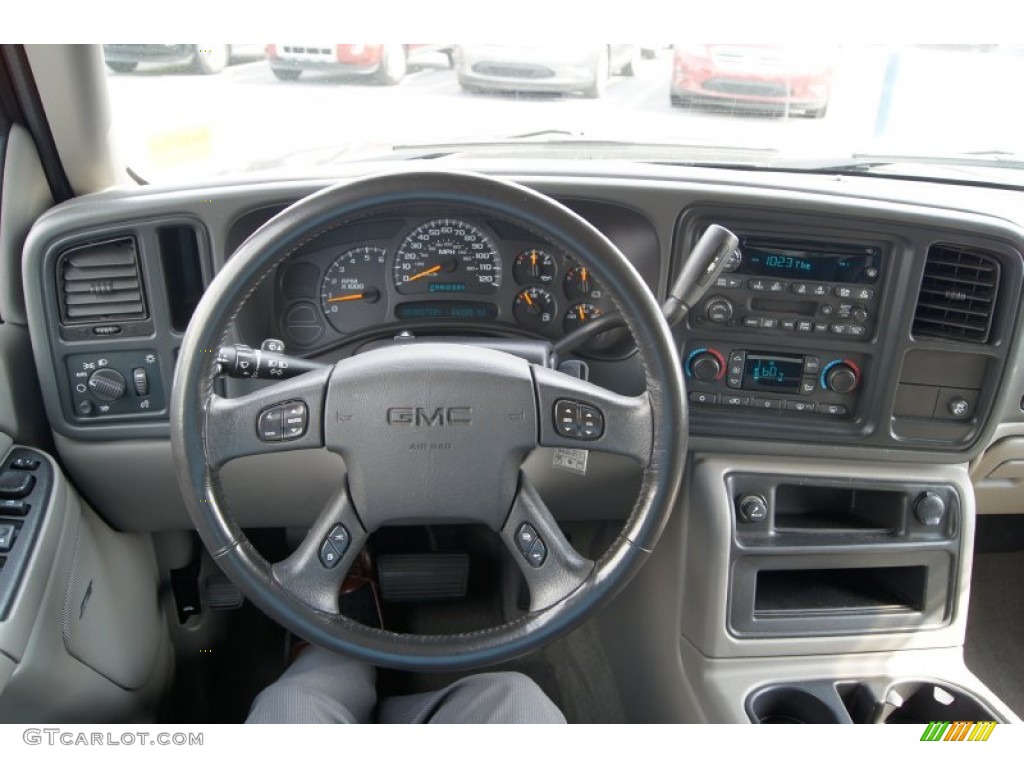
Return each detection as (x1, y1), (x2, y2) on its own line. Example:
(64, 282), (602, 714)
(276, 214), (623, 353)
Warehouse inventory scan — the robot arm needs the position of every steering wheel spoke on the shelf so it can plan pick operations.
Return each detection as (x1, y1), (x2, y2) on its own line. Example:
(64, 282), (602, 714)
(204, 367), (332, 469)
(501, 479), (594, 612)
(271, 484), (368, 614)
(532, 364), (653, 465)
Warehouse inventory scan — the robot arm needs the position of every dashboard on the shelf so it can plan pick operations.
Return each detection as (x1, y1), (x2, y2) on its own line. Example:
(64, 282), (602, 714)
(19, 162), (1024, 531)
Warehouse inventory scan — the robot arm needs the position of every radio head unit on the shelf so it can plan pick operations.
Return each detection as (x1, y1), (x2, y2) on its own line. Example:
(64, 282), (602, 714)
(692, 236), (886, 342)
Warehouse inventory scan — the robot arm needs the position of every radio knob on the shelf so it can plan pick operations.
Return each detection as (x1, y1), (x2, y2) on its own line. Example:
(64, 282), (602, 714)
(826, 363), (860, 394)
(704, 295), (734, 324)
(690, 351), (724, 382)
(87, 368), (127, 402)
(851, 306), (868, 324)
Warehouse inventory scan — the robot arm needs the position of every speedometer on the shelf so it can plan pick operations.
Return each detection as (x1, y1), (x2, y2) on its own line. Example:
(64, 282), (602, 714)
(393, 219), (502, 295)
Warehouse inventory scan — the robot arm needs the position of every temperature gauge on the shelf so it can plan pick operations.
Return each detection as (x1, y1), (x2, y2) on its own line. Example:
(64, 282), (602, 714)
(513, 249), (556, 285)
(513, 287), (556, 332)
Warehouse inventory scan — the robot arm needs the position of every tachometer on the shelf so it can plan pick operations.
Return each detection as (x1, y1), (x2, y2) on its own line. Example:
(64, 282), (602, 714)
(393, 219), (501, 295)
(319, 246), (387, 333)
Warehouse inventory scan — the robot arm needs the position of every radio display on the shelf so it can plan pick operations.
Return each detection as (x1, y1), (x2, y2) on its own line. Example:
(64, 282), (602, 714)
(743, 353), (804, 393)
(739, 240), (881, 284)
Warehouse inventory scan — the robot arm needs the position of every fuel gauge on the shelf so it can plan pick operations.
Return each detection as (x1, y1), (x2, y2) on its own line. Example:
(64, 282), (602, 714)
(513, 287), (556, 332)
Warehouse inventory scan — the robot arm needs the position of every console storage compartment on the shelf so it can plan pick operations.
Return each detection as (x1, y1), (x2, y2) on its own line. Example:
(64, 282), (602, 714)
(727, 474), (959, 637)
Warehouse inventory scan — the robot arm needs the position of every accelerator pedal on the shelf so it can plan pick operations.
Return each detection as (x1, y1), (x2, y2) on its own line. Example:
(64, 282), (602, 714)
(377, 553), (469, 603)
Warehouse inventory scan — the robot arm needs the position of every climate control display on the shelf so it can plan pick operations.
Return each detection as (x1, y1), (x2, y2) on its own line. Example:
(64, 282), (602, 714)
(743, 353), (804, 393)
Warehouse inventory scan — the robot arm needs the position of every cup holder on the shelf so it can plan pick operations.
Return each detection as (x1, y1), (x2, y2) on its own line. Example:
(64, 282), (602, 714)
(748, 679), (1002, 725)
(747, 684), (848, 724)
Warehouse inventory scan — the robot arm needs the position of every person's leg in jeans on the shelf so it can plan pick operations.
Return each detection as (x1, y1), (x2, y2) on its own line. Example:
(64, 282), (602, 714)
(246, 646), (564, 724)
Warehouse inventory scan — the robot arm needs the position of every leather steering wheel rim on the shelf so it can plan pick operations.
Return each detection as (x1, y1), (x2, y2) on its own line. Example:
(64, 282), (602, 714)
(170, 170), (687, 672)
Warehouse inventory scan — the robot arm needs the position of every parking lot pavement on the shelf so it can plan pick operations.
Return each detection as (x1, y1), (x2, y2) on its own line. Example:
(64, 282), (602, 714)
(104, 47), (1021, 182)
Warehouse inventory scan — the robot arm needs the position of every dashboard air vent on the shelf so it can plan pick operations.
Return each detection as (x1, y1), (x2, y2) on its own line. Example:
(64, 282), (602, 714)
(57, 237), (147, 325)
(912, 244), (1000, 343)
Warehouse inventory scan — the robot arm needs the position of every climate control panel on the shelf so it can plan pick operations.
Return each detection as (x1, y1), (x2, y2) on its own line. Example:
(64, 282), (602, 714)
(684, 342), (865, 418)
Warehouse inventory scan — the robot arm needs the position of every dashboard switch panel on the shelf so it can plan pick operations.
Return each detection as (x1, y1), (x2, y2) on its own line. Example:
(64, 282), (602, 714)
(66, 350), (165, 421)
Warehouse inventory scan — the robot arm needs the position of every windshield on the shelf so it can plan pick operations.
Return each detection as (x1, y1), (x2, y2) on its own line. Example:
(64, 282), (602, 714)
(102, 43), (1024, 185)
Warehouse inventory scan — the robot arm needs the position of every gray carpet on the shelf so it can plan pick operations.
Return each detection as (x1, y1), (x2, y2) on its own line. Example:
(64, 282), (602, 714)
(964, 551), (1024, 718)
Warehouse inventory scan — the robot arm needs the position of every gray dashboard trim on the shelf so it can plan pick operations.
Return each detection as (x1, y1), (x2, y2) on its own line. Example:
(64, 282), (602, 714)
(20, 168), (1024, 515)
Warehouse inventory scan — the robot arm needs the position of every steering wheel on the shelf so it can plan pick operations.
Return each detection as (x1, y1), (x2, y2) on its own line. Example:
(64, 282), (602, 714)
(170, 171), (687, 671)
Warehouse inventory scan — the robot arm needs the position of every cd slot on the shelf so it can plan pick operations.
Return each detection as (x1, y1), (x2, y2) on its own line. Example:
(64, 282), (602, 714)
(751, 297), (818, 316)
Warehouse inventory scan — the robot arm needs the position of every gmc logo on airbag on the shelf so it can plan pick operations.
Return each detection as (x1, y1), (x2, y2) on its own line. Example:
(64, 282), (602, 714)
(386, 407), (473, 427)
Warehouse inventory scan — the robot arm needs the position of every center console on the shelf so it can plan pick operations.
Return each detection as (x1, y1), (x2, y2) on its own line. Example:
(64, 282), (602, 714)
(672, 452), (1019, 724)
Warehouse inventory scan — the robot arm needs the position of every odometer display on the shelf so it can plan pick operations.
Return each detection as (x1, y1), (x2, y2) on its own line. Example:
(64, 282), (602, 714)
(393, 219), (502, 295)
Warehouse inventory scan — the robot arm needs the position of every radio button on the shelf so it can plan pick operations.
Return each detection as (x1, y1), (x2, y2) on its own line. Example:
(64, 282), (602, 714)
(796, 320), (813, 333)
(761, 317), (779, 330)
(831, 323), (849, 335)
(803, 356), (821, 374)
(791, 283), (809, 295)
(811, 284), (829, 297)
(714, 275), (743, 289)
(848, 324), (868, 338)
(854, 287), (874, 301)
(768, 280), (787, 293)
(781, 319), (796, 331)
(751, 397), (782, 410)
(689, 392), (719, 405)
(748, 279), (767, 292)
(800, 378), (817, 395)
(819, 304), (834, 316)
(834, 286), (853, 298)
(814, 322), (829, 334)
(742, 316), (762, 328)
(723, 395), (751, 407)
(704, 295), (734, 324)
(785, 400), (816, 413)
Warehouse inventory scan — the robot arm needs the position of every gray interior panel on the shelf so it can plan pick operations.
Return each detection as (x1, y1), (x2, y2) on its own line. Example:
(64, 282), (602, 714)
(680, 454), (975, 658)
(0, 443), (170, 721)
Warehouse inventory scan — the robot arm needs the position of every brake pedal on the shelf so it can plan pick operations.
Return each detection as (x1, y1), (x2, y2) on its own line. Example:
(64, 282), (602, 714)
(202, 572), (244, 610)
(377, 553), (469, 603)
